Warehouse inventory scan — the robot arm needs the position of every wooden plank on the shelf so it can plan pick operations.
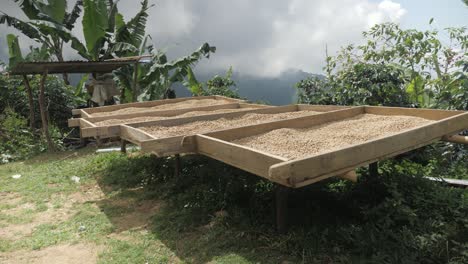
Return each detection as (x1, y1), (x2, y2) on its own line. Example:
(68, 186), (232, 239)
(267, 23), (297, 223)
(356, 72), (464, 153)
(292, 137), (443, 188)
(202, 107), (364, 142)
(140, 136), (196, 156)
(81, 95), (244, 115)
(79, 103), (272, 138)
(81, 95), (216, 115)
(119, 125), (156, 144)
(442, 135), (468, 145)
(269, 112), (468, 187)
(68, 118), (80, 127)
(426, 177), (468, 188)
(79, 119), (96, 128)
(364, 106), (463, 120)
(297, 104), (352, 112)
(194, 135), (290, 186)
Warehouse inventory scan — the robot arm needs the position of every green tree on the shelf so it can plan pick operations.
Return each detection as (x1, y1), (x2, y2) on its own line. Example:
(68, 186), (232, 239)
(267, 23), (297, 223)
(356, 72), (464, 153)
(184, 67), (240, 99)
(298, 22), (467, 110)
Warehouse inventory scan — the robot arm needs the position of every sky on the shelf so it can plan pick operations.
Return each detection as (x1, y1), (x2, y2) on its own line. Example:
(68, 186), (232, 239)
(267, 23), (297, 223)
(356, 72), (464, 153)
(0, 0), (467, 77)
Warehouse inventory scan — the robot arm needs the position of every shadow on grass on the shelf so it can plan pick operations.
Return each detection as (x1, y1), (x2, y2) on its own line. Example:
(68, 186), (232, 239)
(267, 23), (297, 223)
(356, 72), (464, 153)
(94, 153), (468, 263)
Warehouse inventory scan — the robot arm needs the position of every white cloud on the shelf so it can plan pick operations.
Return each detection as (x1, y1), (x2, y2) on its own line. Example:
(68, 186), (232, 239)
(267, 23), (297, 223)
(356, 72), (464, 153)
(0, 0), (406, 76)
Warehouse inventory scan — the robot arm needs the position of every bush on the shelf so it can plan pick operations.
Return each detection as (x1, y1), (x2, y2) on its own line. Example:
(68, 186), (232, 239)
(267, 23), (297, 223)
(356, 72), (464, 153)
(296, 63), (410, 106)
(0, 108), (47, 162)
(0, 75), (81, 131)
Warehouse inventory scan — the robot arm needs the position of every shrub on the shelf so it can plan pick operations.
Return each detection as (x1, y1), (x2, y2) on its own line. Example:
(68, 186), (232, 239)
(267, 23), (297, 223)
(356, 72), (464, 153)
(0, 108), (46, 162)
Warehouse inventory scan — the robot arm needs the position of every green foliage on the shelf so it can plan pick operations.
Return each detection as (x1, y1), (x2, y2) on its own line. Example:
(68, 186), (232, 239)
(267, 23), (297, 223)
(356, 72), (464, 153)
(0, 75), (80, 131)
(6, 34), (23, 67)
(92, 152), (468, 263)
(0, 108), (46, 162)
(133, 43), (216, 101)
(81, 0), (108, 60)
(184, 67), (241, 98)
(297, 22), (467, 110)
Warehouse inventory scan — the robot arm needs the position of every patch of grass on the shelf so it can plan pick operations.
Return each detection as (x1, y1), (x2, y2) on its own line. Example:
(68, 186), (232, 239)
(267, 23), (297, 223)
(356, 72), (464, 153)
(13, 203), (114, 251)
(0, 238), (12, 252)
(98, 232), (176, 264)
(1, 148), (466, 263)
(0, 148), (99, 203)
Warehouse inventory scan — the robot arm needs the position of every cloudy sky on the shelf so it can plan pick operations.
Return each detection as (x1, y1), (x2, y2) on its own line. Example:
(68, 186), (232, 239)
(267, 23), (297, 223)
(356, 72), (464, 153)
(0, 0), (467, 77)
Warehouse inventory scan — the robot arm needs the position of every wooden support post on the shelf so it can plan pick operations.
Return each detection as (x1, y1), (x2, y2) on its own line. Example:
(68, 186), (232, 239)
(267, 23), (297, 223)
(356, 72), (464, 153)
(121, 140), (127, 153)
(95, 136), (102, 148)
(275, 185), (290, 233)
(132, 62), (139, 102)
(442, 135), (468, 145)
(174, 154), (181, 177)
(369, 162), (379, 177)
(38, 70), (55, 151)
(22, 75), (35, 130)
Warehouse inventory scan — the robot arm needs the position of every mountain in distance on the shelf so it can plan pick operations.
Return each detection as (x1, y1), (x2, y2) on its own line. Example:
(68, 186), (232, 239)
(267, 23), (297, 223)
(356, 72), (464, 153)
(174, 69), (324, 105)
(66, 68), (323, 106)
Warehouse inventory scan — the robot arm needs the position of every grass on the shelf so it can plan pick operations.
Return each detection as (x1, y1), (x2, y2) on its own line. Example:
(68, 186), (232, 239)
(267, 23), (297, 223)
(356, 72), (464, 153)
(0, 147), (467, 263)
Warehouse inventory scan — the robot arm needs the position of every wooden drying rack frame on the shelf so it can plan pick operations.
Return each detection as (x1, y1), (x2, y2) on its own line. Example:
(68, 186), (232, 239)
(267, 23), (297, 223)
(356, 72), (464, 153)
(70, 99), (468, 233)
(115, 104), (352, 157)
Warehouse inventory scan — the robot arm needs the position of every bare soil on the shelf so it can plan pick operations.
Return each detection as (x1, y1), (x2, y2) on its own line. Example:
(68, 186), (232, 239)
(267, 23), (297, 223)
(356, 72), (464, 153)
(0, 243), (99, 264)
(94, 107), (255, 126)
(232, 114), (433, 160)
(91, 98), (233, 117)
(140, 110), (320, 138)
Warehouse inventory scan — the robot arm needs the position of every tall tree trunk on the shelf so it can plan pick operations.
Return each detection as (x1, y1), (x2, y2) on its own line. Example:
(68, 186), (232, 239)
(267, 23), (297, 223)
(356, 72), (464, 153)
(39, 71), (55, 151)
(22, 75), (36, 130)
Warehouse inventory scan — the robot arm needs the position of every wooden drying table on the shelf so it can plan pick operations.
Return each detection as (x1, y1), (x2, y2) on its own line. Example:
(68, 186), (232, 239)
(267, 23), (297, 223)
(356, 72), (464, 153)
(70, 102), (468, 232)
(116, 104), (351, 157)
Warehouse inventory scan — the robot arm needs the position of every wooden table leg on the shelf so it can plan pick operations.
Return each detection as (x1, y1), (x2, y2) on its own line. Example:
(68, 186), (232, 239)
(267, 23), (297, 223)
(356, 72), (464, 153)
(121, 140), (127, 153)
(275, 185), (290, 233)
(174, 154), (181, 177)
(369, 162), (379, 177)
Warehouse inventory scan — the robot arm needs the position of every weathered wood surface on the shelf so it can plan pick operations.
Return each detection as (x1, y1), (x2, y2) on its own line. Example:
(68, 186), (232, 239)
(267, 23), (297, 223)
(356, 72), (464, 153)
(69, 102), (244, 127)
(119, 125), (156, 145)
(442, 135), (468, 145)
(195, 135), (290, 186)
(71, 95), (244, 116)
(75, 103), (269, 137)
(136, 105), (352, 156)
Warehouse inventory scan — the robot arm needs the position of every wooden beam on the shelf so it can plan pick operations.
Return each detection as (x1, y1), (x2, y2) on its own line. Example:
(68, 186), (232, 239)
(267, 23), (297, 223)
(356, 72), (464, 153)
(121, 139), (127, 153)
(442, 134), (468, 145)
(194, 135), (290, 186)
(364, 106), (463, 120)
(119, 125), (156, 144)
(369, 162), (379, 177)
(275, 185), (290, 233)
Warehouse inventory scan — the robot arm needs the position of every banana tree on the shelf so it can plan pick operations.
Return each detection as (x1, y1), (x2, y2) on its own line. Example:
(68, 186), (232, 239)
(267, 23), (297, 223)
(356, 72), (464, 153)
(0, 0), (83, 84)
(68, 0), (151, 61)
(139, 43), (216, 101)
